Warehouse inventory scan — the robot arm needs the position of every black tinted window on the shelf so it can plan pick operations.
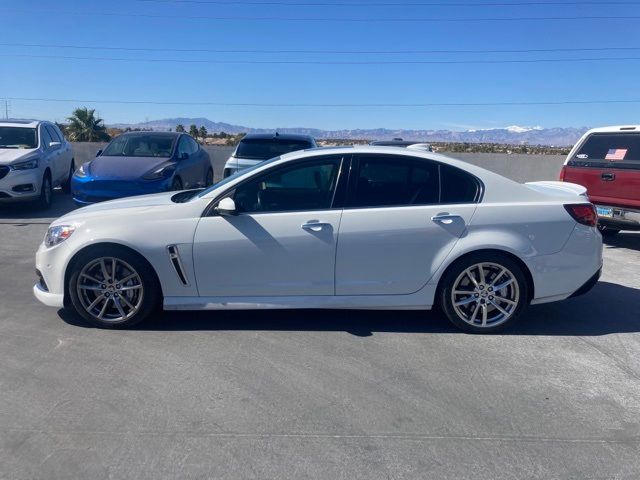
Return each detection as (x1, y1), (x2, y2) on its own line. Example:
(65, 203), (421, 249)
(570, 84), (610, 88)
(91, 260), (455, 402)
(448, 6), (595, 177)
(40, 126), (53, 148)
(0, 127), (37, 149)
(233, 159), (341, 213)
(103, 135), (175, 157)
(573, 133), (640, 165)
(440, 164), (479, 204)
(236, 138), (313, 160)
(45, 125), (62, 143)
(349, 156), (439, 208)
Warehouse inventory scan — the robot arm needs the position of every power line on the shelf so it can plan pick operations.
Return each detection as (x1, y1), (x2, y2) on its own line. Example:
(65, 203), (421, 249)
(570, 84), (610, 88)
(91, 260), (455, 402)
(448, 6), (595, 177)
(2, 41), (640, 55)
(2, 9), (639, 22)
(135, 0), (640, 5)
(3, 53), (640, 65)
(7, 96), (640, 107)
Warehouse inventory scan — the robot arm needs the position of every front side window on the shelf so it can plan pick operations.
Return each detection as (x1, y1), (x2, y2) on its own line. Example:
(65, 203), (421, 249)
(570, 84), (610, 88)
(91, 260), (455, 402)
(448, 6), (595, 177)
(102, 135), (175, 158)
(187, 136), (199, 154)
(233, 158), (341, 213)
(40, 126), (53, 149)
(45, 125), (61, 143)
(348, 155), (439, 208)
(0, 127), (38, 149)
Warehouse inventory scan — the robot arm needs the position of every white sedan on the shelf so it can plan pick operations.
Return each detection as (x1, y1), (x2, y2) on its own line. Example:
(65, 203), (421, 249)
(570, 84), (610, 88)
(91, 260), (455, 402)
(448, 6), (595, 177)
(34, 146), (602, 333)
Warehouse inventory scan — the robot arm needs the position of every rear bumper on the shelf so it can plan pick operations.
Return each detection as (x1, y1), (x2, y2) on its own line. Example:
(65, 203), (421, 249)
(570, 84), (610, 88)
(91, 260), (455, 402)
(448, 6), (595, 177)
(569, 267), (602, 298)
(595, 204), (640, 231)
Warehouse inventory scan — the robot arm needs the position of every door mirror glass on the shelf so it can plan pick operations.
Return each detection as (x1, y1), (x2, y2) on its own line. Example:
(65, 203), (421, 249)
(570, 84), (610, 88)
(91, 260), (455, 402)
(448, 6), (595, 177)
(96, 149), (103, 157)
(215, 197), (236, 216)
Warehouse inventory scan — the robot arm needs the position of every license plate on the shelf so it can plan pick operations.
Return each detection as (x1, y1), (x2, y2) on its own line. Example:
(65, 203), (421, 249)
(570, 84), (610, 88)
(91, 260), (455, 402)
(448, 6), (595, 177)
(596, 206), (613, 218)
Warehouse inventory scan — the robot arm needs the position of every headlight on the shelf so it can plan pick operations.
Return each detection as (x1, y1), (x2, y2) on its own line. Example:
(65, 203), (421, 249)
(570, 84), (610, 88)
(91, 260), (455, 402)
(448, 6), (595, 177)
(10, 158), (39, 170)
(143, 163), (175, 180)
(75, 163), (89, 178)
(44, 225), (76, 248)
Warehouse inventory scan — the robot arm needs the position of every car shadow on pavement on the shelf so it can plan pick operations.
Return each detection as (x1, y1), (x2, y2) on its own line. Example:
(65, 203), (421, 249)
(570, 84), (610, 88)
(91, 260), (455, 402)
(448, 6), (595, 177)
(602, 232), (640, 252)
(59, 281), (640, 337)
(0, 190), (77, 222)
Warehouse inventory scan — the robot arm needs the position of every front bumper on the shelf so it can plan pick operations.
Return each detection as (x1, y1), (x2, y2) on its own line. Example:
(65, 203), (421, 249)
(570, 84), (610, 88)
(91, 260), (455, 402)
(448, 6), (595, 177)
(71, 175), (173, 205)
(595, 205), (640, 231)
(0, 168), (41, 201)
(33, 283), (64, 308)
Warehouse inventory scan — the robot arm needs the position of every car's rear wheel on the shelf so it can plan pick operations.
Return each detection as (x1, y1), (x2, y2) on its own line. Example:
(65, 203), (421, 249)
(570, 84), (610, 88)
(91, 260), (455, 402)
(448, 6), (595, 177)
(439, 253), (528, 333)
(61, 160), (74, 194)
(37, 172), (52, 209)
(205, 167), (214, 187)
(68, 247), (160, 328)
(598, 224), (620, 237)
(171, 177), (183, 191)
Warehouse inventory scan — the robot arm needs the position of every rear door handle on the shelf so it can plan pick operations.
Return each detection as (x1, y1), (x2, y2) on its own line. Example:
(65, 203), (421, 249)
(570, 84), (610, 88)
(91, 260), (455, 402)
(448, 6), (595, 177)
(431, 213), (463, 225)
(302, 222), (331, 232)
(601, 172), (616, 181)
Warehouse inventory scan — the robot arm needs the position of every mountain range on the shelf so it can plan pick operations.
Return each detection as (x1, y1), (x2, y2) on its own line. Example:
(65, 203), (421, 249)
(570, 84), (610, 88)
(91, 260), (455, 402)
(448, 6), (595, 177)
(110, 118), (590, 146)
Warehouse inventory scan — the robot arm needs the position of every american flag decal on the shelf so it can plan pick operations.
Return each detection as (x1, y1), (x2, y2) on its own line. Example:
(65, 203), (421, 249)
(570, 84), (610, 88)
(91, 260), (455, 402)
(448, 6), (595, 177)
(605, 149), (628, 161)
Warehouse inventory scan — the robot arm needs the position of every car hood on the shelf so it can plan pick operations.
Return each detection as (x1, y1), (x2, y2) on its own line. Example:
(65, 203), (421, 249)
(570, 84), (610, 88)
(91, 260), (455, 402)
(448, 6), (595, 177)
(88, 155), (172, 180)
(0, 148), (37, 165)
(54, 191), (179, 225)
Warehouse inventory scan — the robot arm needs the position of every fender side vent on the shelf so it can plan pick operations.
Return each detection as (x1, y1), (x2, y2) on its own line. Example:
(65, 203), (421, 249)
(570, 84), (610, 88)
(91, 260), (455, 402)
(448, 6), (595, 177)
(167, 245), (189, 286)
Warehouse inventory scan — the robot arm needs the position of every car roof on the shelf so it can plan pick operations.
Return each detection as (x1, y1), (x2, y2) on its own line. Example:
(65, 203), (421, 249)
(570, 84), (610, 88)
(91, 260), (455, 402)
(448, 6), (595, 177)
(118, 131), (182, 138)
(582, 125), (640, 135)
(0, 119), (42, 128)
(241, 133), (316, 142)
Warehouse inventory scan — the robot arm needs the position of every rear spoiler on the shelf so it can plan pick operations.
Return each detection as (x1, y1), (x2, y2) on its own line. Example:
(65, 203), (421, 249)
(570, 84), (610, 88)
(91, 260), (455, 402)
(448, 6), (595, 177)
(524, 181), (588, 198)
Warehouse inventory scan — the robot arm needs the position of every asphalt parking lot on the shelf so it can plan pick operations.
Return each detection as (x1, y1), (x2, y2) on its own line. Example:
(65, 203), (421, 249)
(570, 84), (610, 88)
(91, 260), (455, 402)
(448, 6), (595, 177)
(1, 192), (640, 479)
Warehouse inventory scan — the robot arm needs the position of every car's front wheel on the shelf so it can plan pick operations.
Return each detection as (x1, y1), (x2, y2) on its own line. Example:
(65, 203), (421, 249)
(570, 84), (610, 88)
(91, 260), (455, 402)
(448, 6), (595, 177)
(439, 253), (529, 333)
(37, 172), (52, 209)
(68, 247), (161, 328)
(61, 160), (74, 194)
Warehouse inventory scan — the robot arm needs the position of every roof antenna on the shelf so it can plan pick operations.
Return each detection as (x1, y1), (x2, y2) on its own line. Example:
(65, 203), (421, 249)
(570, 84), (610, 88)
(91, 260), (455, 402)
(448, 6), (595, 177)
(275, 131), (280, 137)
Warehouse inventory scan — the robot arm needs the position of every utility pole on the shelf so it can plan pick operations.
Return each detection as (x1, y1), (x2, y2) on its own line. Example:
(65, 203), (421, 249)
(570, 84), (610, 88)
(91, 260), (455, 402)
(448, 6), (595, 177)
(3, 100), (9, 120)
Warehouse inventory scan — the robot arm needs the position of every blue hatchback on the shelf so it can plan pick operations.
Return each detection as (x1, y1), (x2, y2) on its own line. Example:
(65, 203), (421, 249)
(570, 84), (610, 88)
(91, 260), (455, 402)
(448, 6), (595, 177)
(72, 132), (213, 205)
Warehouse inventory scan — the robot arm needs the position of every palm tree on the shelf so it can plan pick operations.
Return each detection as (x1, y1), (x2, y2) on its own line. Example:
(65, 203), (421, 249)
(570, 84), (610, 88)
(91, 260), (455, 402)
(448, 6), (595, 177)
(66, 107), (111, 142)
(189, 124), (199, 139)
(199, 126), (208, 142)
(175, 124), (185, 133)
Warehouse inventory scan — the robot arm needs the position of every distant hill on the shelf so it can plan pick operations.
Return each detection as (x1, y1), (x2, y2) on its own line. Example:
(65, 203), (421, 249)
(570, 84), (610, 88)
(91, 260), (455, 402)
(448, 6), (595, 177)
(110, 118), (589, 147)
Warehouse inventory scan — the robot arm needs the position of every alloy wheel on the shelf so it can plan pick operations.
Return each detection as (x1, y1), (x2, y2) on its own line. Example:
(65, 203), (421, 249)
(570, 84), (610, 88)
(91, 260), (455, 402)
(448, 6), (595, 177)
(450, 262), (520, 329)
(76, 257), (144, 322)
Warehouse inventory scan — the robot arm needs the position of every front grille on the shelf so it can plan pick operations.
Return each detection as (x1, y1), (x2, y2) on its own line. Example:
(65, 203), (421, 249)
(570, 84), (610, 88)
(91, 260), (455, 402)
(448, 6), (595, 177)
(0, 166), (9, 180)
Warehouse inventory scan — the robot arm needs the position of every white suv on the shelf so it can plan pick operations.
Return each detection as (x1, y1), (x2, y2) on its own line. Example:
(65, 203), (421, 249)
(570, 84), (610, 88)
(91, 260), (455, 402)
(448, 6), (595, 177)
(0, 120), (74, 208)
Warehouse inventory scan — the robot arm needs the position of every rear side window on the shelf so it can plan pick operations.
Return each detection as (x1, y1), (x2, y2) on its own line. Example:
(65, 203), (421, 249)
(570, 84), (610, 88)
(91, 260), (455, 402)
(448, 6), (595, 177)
(572, 133), (640, 167)
(236, 138), (314, 160)
(440, 164), (480, 204)
(349, 156), (439, 208)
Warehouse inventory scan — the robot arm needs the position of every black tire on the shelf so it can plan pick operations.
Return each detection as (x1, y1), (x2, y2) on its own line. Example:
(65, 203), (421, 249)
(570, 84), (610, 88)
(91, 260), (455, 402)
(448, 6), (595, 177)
(439, 252), (529, 334)
(37, 171), (53, 210)
(61, 160), (75, 194)
(171, 176), (183, 191)
(68, 246), (161, 329)
(598, 225), (621, 237)
(205, 167), (214, 187)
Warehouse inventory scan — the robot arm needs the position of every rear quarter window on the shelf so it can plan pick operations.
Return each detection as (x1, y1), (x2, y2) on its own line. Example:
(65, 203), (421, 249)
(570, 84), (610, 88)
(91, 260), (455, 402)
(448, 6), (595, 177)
(439, 164), (481, 204)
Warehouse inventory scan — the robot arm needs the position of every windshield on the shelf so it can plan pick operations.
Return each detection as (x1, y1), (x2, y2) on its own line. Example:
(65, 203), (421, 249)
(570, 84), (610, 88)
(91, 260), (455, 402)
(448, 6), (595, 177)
(102, 134), (176, 158)
(235, 138), (313, 160)
(0, 127), (38, 149)
(178, 156), (283, 202)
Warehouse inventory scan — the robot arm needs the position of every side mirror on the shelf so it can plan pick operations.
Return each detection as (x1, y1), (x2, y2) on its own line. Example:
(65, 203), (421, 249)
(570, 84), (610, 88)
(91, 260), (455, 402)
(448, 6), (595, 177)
(179, 152), (189, 160)
(48, 141), (61, 149)
(96, 149), (103, 157)
(215, 197), (236, 216)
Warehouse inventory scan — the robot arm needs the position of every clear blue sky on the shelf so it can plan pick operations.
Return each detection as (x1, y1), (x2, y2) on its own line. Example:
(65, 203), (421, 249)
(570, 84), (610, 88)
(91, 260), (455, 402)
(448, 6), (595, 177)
(1, 0), (639, 130)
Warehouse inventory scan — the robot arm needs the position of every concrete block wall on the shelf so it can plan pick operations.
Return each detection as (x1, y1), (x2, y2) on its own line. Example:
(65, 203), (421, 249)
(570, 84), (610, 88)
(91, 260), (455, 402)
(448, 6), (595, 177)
(71, 143), (566, 184)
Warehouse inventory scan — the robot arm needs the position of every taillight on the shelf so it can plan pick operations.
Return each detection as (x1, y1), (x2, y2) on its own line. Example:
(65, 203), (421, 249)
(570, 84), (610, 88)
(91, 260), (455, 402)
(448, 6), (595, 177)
(559, 165), (567, 181)
(564, 203), (597, 227)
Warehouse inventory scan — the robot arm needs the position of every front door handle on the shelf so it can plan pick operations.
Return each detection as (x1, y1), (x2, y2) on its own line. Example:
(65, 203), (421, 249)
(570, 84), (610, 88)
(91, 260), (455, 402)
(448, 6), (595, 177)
(302, 222), (331, 232)
(431, 213), (463, 225)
